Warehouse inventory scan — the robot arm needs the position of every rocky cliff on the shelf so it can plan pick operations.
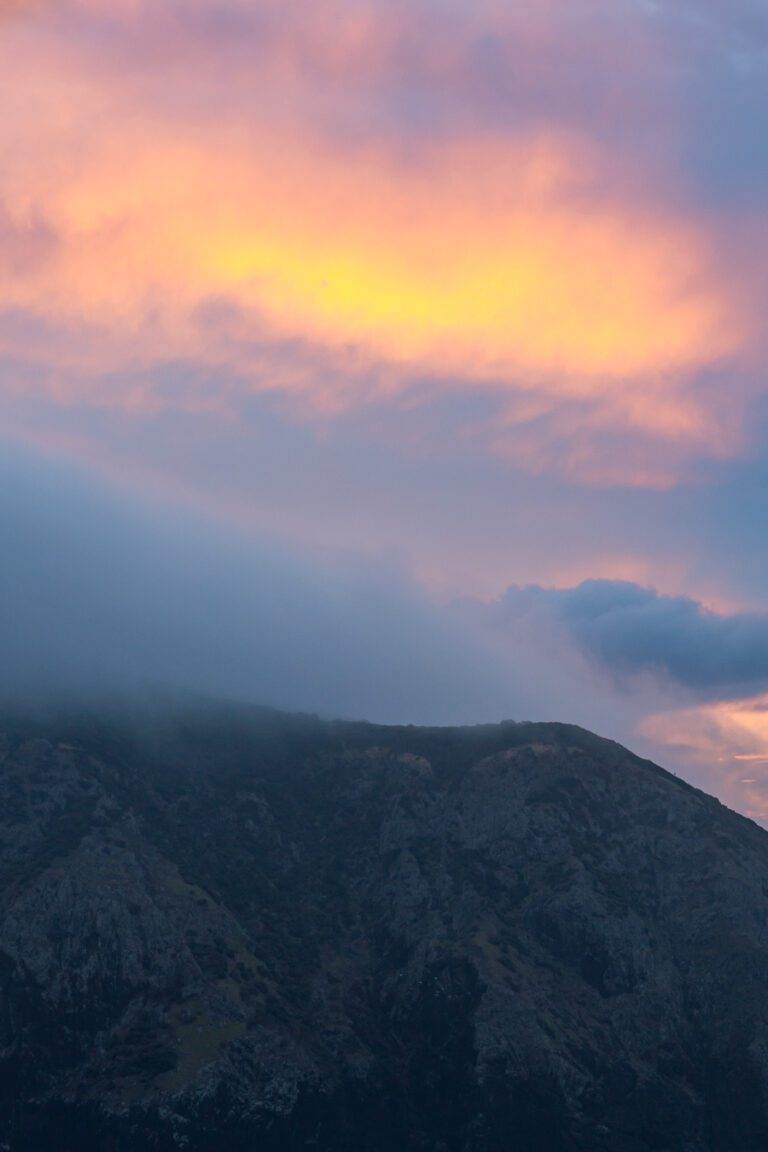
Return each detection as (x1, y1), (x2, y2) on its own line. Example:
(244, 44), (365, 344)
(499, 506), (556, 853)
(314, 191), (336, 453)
(0, 701), (767, 1151)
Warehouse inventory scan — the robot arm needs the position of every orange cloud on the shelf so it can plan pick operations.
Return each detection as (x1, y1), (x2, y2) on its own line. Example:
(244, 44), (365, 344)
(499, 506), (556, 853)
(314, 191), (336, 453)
(0, 0), (757, 484)
(6, 128), (742, 383)
(212, 141), (733, 380)
(641, 696), (768, 822)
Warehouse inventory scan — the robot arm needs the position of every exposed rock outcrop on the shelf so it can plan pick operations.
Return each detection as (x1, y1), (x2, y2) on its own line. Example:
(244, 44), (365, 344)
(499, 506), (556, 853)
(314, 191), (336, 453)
(0, 703), (766, 1150)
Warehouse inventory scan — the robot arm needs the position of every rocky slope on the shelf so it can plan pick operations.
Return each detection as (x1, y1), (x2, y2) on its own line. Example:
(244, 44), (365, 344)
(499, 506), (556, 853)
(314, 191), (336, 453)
(0, 701), (767, 1150)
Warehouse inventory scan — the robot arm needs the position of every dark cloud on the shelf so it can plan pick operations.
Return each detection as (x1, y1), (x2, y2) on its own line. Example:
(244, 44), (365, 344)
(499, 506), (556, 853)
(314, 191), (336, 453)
(468, 580), (768, 696)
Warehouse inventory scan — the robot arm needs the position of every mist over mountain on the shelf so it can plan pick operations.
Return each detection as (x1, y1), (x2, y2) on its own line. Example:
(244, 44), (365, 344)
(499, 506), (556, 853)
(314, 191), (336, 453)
(2, 700), (768, 1151)
(0, 443), (517, 724)
(0, 442), (672, 750)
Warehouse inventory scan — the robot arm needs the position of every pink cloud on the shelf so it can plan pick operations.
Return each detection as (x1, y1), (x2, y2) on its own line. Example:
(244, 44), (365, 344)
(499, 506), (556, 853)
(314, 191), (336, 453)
(0, 0), (764, 492)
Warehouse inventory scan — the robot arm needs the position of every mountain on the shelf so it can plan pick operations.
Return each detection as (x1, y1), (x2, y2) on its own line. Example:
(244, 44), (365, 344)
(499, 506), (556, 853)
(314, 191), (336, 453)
(1, 701), (767, 1151)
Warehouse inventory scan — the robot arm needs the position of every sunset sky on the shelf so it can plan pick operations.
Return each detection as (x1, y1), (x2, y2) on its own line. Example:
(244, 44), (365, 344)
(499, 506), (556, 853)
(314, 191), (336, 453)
(3, 0), (768, 818)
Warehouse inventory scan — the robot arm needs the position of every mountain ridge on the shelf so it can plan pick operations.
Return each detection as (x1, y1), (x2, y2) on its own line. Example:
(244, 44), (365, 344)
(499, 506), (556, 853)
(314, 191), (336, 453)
(0, 701), (766, 1151)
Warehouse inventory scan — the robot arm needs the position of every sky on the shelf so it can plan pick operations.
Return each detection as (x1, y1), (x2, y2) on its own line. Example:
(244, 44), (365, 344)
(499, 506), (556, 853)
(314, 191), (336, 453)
(2, 0), (768, 818)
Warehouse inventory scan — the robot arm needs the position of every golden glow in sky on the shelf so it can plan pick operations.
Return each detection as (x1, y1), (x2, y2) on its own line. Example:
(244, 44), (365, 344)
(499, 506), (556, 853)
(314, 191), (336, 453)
(0, 0), (755, 481)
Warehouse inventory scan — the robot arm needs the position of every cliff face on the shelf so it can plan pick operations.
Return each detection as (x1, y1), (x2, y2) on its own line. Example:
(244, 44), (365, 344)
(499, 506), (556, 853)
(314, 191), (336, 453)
(1, 703), (768, 1151)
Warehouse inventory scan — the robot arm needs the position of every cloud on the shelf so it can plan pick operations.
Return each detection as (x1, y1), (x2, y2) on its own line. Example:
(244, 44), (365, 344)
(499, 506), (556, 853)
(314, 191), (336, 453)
(0, 437), (655, 751)
(455, 574), (768, 820)
(0, 1), (39, 15)
(0, 0), (761, 488)
(466, 579), (768, 696)
(0, 440), (524, 724)
(0, 202), (56, 276)
(2, 441), (683, 743)
(639, 694), (768, 825)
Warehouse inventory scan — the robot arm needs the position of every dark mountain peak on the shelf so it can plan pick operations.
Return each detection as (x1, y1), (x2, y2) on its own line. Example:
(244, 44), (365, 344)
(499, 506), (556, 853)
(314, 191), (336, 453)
(0, 704), (767, 1151)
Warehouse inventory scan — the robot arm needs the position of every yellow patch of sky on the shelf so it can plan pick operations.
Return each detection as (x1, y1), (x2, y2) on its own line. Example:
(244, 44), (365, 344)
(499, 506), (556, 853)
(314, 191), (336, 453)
(22, 125), (740, 420)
